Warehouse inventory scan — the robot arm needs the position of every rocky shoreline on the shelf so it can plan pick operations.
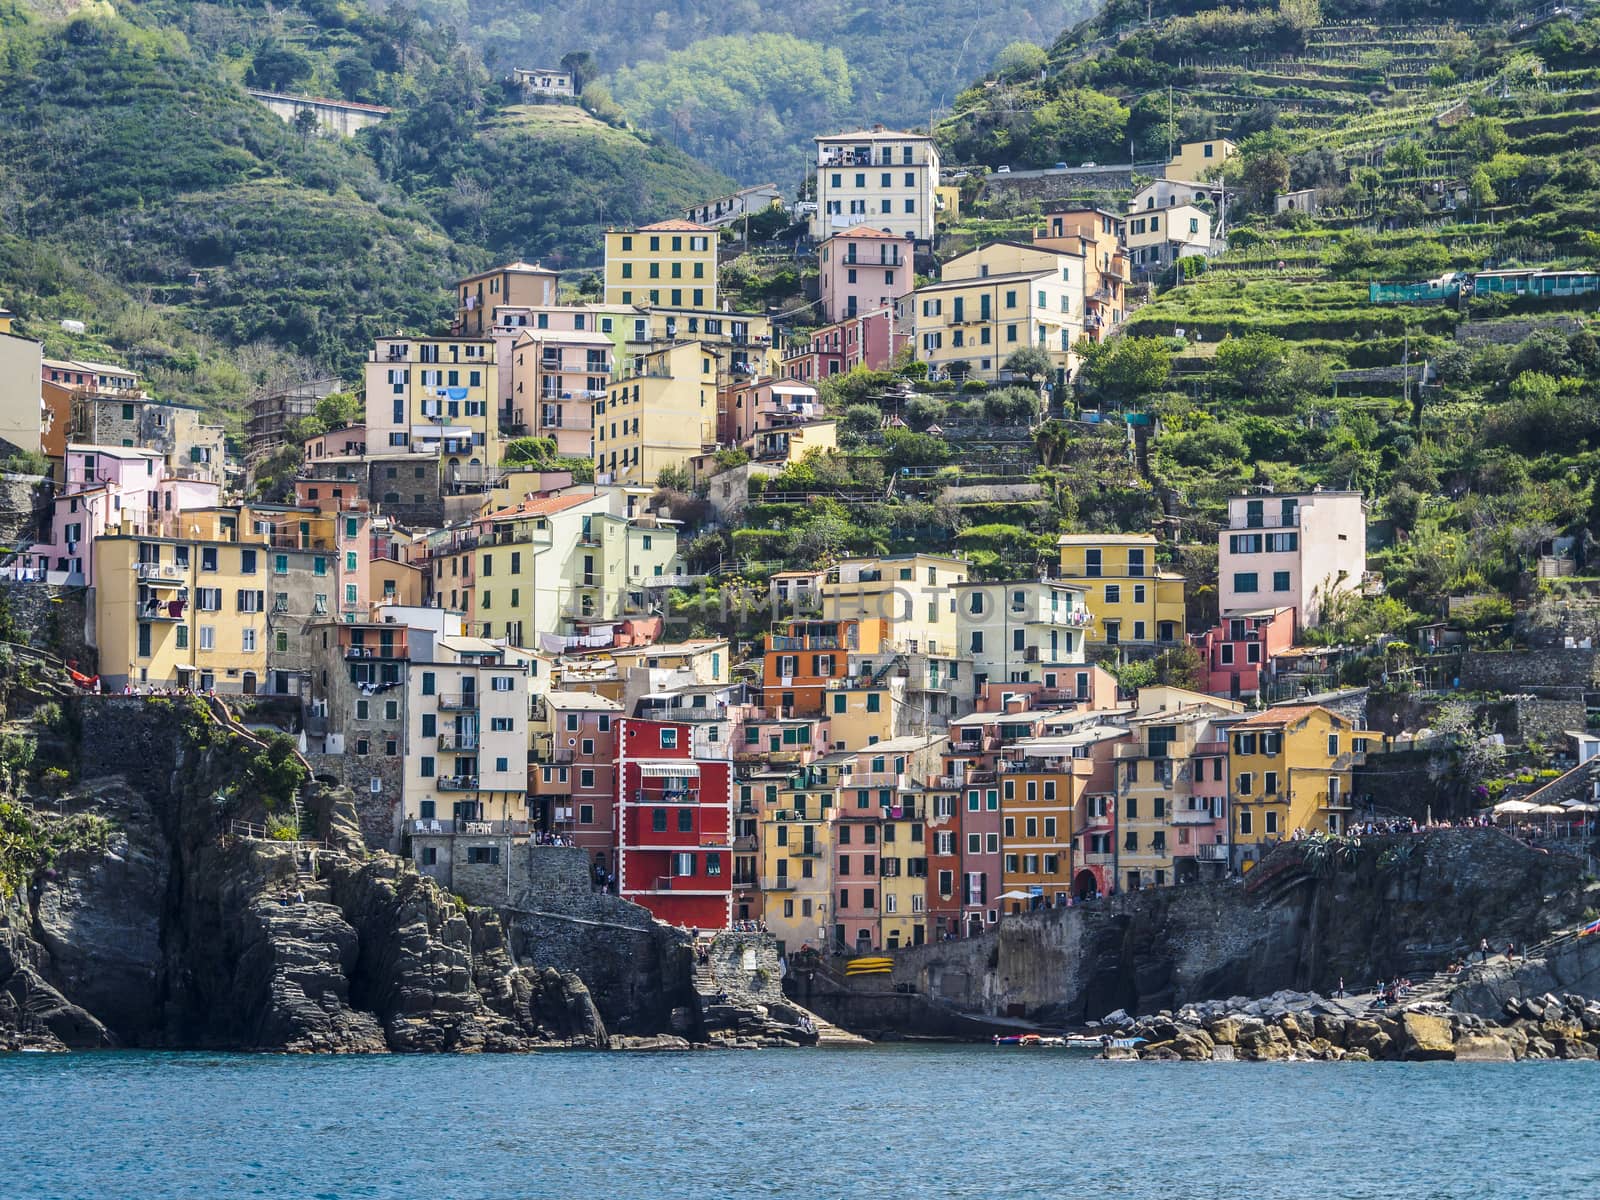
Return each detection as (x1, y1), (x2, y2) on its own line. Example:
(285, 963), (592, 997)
(1100, 977), (1600, 1063)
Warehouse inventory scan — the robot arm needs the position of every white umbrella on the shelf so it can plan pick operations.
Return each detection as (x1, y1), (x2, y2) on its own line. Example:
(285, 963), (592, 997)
(998, 890), (1034, 900)
(1493, 799), (1537, 814)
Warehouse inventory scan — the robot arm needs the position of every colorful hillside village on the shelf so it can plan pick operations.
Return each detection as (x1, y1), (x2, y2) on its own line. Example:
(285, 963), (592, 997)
(0, 132), (1469, 958)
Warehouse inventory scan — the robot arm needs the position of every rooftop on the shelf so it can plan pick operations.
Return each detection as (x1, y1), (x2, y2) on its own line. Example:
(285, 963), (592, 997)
(481, 493), (596, 523)
(544, 690), (624, 712)
(634, 220), (715, 233)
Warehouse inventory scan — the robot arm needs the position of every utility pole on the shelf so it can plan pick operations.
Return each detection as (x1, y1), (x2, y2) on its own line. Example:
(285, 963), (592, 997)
(1167, 85), (1174, 164)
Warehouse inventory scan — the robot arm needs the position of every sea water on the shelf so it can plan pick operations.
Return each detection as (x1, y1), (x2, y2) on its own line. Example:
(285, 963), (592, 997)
(2, 1047), (1595, 1199)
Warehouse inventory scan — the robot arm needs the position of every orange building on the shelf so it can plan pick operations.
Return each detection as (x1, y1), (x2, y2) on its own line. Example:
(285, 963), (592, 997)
(762, 617), (885, 717)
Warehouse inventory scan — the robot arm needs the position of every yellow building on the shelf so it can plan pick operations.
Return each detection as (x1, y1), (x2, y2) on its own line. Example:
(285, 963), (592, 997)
(597, 340), (716, 486)
(998, 765), (1076, 911)
(1229, 705), (1381, 866)
(603, 220), (717, 309)
(1056, 533), (1185, 650)
(362, 336), (498, 477)
(94, 511), (272, 693)
(760, 757), (845, 954)
(934, 184), (961, 225)
(824, 680), (905, 751)
(905, 265), (1081, 383)
(819, 553), (969, 656)
(1166, 138), (1236, 182)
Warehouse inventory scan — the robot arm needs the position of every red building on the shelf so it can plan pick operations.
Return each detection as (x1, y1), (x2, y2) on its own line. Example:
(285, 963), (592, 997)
(616, 718), (733, 929)
(1192, 606), (1295, 701)
(779, 309), (906, 382)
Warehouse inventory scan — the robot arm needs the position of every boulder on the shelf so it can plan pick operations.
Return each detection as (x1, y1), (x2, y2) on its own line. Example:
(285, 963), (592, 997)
(1396, 1012), (1455, 1061)
(1237, 1023), (1292, 1061)
(1313, 1014), (1348, 1047)
(1205, 1016), (1244, 1045)
(1454, 1032), (1516, 1062)
(1277, 1013), (1306, 1042)
(1172, 1029), (1215, 1061)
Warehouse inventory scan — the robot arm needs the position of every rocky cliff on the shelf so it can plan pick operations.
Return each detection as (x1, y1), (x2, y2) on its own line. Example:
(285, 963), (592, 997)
(1, 692), (609, 1052)
(800, 831), (1598, 1036)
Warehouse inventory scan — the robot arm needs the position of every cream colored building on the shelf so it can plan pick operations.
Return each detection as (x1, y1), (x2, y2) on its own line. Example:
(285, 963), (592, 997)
(952, 579), (1091, 694)
(603, 220), (717, 309)
(812, 126), (941, 243)
(472, 490), (682, 643)
(0, 328), (43, 457)
(1126, 203), (1212, 275)
(402, 633), (530, 831)
(905, 265), (1082, 382)
(819, 553), (970, 656)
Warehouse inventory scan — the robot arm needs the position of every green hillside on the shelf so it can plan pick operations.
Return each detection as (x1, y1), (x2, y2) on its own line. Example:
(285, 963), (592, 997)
(919, 0), (1600, 627)
(425, 0), (1095, 184)
(0, 0), (726, 424)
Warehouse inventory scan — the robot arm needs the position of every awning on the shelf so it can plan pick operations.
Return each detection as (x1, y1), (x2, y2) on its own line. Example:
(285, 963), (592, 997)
(639, 763), (700, 778)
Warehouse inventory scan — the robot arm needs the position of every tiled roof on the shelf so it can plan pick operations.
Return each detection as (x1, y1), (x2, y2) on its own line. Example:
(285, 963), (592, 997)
(482, 493), (594, 522)
(636, 219), (713, 232)
(1236, 705), (1325, 726)
(823, 226), (908, 241)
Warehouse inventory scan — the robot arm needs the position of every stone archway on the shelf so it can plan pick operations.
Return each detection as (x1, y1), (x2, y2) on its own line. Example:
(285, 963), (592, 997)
(1072, 869), (1098, 900)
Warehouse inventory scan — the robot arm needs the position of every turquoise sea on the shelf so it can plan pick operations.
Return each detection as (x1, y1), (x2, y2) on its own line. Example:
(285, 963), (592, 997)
(3, 1047), (1596, 1199)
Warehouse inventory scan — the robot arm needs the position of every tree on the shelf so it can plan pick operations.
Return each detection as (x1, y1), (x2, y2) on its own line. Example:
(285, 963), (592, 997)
(1076, 336), (1171, 405)
(334, 54), (377, 103)
(1451, 117), (1508, 165)
(1151, 643), (1207, 691)
(292, 107), (320, 142)
(1385, 139), (1428, 177)
(313, 391), (361, 430)
(247, 40), (312, 91)
(993, 41), (1046, 79)
(1004, 346), (1054, 386)
(1239, 149), (1290, 210)
(1214, 332), (1288, 395)
(560, 50), (597, 93)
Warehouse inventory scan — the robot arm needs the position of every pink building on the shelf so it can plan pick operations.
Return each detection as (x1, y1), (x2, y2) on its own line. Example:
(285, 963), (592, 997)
(818, 227), (913, 323)
(16, 444), (218, 585)
(304, 425), (367, 462)
(508, 327), (609, 456)
(718, 377), (821, 446)
(535, 691), (625, 873)
(1192, 607), (1295, 700)
(781, 310), (907, 382)
(1172, 714), (1237, 883)
(1218, 491), (1366, 630)
(491, 304), (617, 430)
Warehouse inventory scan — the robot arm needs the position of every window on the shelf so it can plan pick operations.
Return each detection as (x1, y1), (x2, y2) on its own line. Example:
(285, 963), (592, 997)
(420, 756), (435, 778)
(579, 804), (594, 824)
(1240, 810), (1253, 835)
(1104, 584), (1121, 605)
(1273, 570), (1292, 592)
(199, 626), (215, 651)
(466, 846), (500, 866)
(1233, 572), (1259, 594)
(1237, 772), (1253, 796)
(241, 628), (256, 652)
(1265, 771), (1279, 795)
(491, 676), (515, 692)
(1265, 811), (1279, 835)
(652, 809), (668, 833)
(274, 631), (287, 654)
(660, 728), (678, 749)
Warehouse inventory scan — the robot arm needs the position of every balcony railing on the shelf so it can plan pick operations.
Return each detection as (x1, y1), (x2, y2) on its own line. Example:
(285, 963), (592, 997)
(136, 562), (186, 580)
(842, 772), (905, 790)
(632, 789), (697, 805)
(1172, 807), (1217, 824)
(406, 817), (531, 836)
(436, 775), (480, 791)
(1228, 510), (1300, 530)
(436, 732), (479, 750)
(438, 694), (478, 711)
(138, 602), (187, 622)
(1196, 843), (1230, 861)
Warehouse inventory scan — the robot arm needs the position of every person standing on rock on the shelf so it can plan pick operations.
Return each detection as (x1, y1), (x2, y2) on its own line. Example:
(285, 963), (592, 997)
(1480, 937), (1491, 963)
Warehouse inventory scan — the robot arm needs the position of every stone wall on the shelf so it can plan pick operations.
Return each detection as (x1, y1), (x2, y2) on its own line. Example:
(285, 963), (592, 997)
(706, 931), (784, 1005)
(982, 164), (1159, 205)
(1460, 647), (1597, 693)
(0, 582), (92, 666)
(799, 831), (1589, 1034)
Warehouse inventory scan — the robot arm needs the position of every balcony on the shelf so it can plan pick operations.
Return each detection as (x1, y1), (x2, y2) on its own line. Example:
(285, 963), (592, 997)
(632, 789), (698, 805)
(1192, 741), (1228, 756)
(1317, 791), (1353, 810)
(436, 775), (480, 791)
(406, 817), (530, 836)
(138, 600), (187, 622)
(1196, 843), (1230, 862)
(842, 772), (905, 790)
(1172, 807), (1217, 824)
(438, 694), (478, 711)
(1228, 510), (1300, 530)
(789, 843), (824, 858)
(136, 562), (186, 581)
(345, 644), (405, 661)
(436, 732), (479, 750)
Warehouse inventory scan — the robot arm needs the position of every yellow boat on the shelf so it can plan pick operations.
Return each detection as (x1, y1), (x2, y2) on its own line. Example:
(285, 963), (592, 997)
(844, 956), (893, 976)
